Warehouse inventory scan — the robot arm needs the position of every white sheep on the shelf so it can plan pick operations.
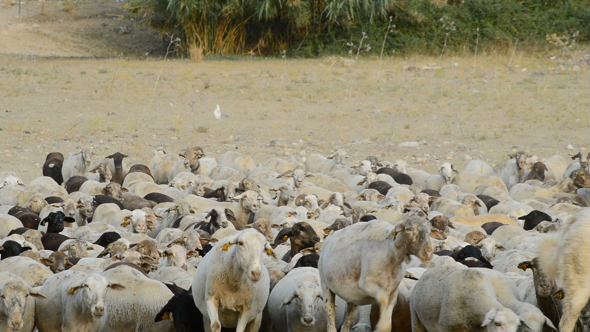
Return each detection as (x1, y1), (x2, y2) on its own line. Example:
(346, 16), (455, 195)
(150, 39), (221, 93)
(100, 265), (175, 332)
(508, 177), (576, 201)
(219, 151), (257, 177)
(0, 256), (53, 287)
(464, 159), (495, 176)
(152, 150), (183, 184)
(542, 154), (569, 181)
(107, 209), (148, 234)
(192, 229), (276, 332)
(167, 147), (207, 182)
(424, 162), (458, 191)
(410, 265), (556, 332)
(268, 267), (345, 332)
(537, 208), (590, 332)
(35, 270), (125, 332)
(0, 272), (46, 332)
(452, 172), (508, 194)
(0, 213), (24, 239)
(305, 150), (347, 173)
(319, 217), (436, 332)
(61, 148), (95, 183)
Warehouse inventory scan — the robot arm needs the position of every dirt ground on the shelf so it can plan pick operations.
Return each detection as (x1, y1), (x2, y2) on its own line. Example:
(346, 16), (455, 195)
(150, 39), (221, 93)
(0, 0), (588, 183)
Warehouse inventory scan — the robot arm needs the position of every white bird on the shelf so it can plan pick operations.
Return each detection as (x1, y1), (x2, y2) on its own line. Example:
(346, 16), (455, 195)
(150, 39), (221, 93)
(213, 104), (221, 120)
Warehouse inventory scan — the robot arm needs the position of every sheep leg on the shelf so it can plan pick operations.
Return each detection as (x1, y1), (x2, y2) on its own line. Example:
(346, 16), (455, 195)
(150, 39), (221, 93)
(244, 313), (262, 332)
(323, 286), (338, 332)
(340, 303), (358, 332)
(235, 309), (253, 332)
(206, 297), (221, 332)
(410, 307), (427, 332)
(560, 286), (590, 332)
(375, 290), (397, 332)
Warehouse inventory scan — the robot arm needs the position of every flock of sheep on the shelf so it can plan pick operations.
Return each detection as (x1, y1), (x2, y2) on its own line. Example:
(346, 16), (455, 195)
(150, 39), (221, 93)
(0, 145), (588, 332)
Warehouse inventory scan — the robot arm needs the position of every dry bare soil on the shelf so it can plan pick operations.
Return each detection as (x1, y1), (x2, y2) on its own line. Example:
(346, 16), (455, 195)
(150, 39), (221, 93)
(0, 0), (588, 183)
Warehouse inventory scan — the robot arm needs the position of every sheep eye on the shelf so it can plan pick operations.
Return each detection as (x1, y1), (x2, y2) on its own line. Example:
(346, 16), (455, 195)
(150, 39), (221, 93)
(494, 322), (501, 327)
(237, 242), (244, 246)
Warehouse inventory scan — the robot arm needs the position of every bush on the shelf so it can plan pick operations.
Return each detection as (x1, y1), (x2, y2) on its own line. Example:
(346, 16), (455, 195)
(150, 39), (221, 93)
(126, 0), (590, 57)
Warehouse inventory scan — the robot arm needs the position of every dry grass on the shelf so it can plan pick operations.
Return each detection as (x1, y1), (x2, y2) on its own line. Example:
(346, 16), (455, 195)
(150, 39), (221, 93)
(0, 53), (588, 182)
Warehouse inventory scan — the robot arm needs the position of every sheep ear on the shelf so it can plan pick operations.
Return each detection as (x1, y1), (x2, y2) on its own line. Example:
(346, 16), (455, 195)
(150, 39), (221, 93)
(386, 224), (405, 241)
(357, 180), (366, 186)
(108, 284), (125, 290)
(543, 317), (557, 331)
(265, 244), (278, 261)
(280, 293), (296, 307)
(67, 285), (82, 295)
(517, 261), (533, 271)
(179, 154), (185, 158)
(571, 153), (580, 160)
(496, 245), (506, 251)
(225, 209), (236, 222)
(121, 216), (131, 227)
(41, 257), (55, 266)
(29, 288), (46, 298)
(448, 221), (455, 229)
(305, 173), (314, 178)
(518, 319), (531, 331)
(277, 170), (293, 179)
(187, 250), (200, 258)
(218, 243), (234, 251)
(430, 229), (446, 240)
(481, 308), (497, 326)
(233, 193), (246, 201)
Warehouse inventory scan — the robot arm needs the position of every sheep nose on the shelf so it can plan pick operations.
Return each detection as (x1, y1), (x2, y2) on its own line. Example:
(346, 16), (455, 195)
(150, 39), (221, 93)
(9, 319), (23, 331)
(250, 270), (261, 281)
(303, 317), (314, 325)
(93, 306), (105, 316)
(313, 236), (320, 242)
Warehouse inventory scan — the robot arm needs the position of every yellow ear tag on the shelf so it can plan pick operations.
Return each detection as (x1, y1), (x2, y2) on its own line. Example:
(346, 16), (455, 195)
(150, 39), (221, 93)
(162, 312), (171, 320)
(67, 287), (77, 295)
(121, 221), (130, 227)
(555, 290), (564, 300)
(266, 249), (274, 256)
(283, 235), (289, 241)
(221, 243), (231, 251)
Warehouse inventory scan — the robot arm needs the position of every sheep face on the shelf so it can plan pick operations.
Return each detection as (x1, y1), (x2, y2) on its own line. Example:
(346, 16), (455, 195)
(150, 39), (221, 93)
(181, 147), (205, 170)
(357, 160), (373, 176)
(439, 162), (458, 184)
(102, 183), (125, 202)
(25, 195), (47, 214)
(80, 148), (94, 168)
(430, 215), (454, 234)
(67, 274), (124, 318)
(163, 245), (189, 270)
(125, 210), (147, 234)
(170, 229), (202, 251)
(142, 208), (161, 231)
(220, 229), (274, 282)
(0, 280), (44, 331)
(288, 222), (320, 250)
(22, 230), (43, 251)
(282, 282), (323, 327)
(106, 152), (128, 170)
(389, 217), (434, 262)
(45, 252), (72, 273)
(0, 176), (25, 189)
(327, 150), (348, 165)
(393, 160), (408, 174)
(62, 239), (90, 259)
(475, 238), (505, 262)
(518, 258), (556, 299)
(234, 190), (263, 214)
(62, 200), (77, 222)
(42, 211), (66, 233)
(77, 196), (95, 219)
(481, 308), (523, 332)
(329, 192), (345, 206)
(571, 169), (590, 189)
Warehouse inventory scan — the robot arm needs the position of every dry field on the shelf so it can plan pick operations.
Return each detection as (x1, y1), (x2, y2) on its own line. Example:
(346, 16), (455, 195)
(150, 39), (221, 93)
(0, 0), (588, 183)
